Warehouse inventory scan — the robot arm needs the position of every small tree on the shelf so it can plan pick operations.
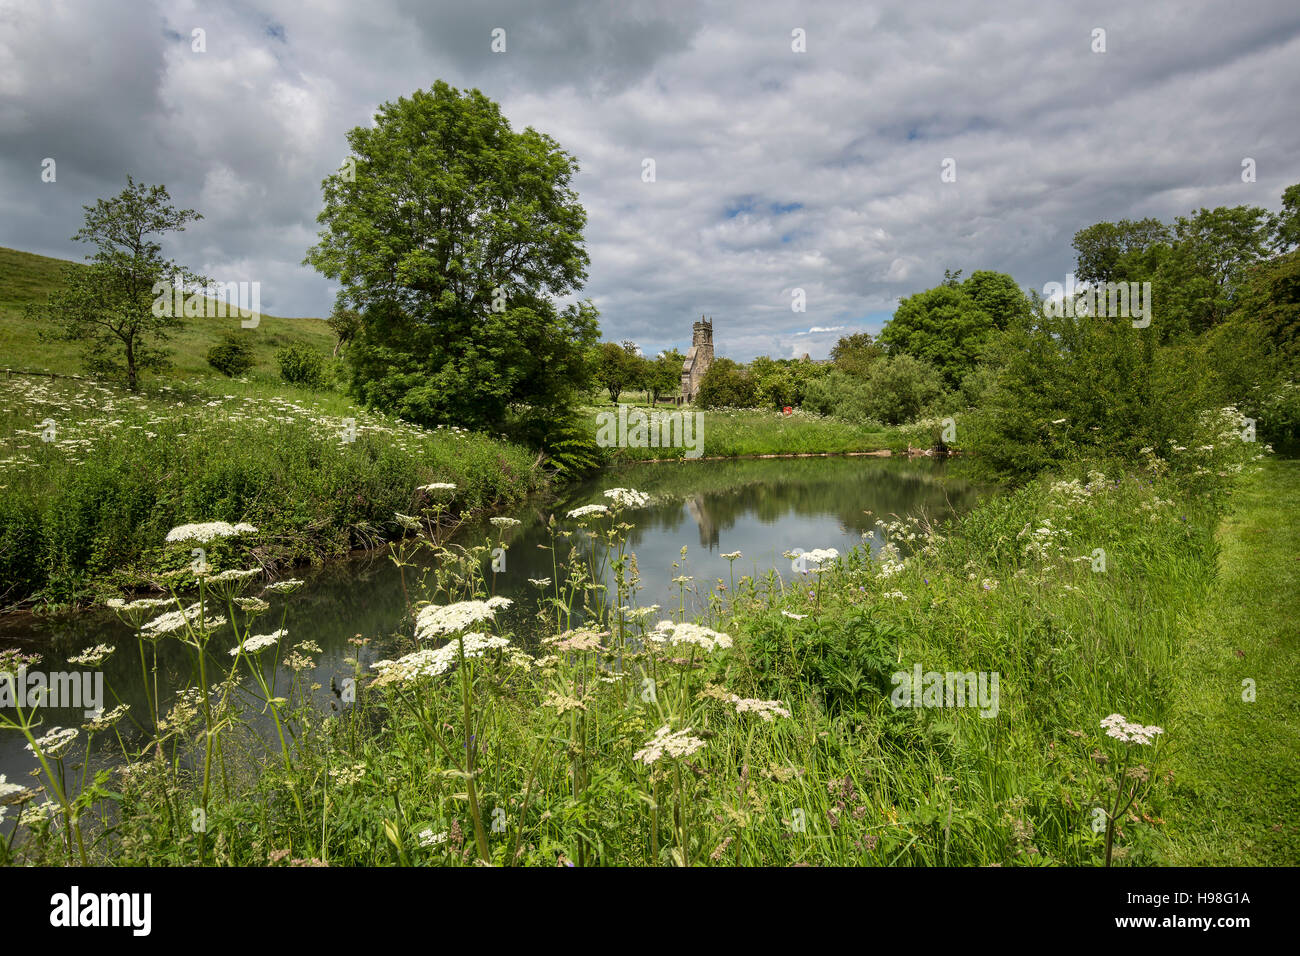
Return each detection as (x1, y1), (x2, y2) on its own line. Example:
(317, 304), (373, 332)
(648, 348), (684, 404)
(594, 341), (642, 404)
(30, 177), (204, 390)
(327, 305), (362, 357)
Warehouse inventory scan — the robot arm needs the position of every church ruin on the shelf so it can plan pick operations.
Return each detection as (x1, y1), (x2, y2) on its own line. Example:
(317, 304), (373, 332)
(680, 316), (714, 403)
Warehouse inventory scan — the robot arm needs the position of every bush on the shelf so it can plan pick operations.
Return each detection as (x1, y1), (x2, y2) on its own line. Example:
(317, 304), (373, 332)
(206, 333), (255, 377)
(969, 309), (1217, 480)
(863, 354), (947, 424)
(276, 342), (327, 389)
(802, 370), (877, 422)
(696, 358), (755, 408)
(801, 356), (945, 425)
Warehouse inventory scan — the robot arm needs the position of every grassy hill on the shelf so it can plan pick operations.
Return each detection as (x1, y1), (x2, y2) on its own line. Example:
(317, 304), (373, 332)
(0, 245), (335, 382)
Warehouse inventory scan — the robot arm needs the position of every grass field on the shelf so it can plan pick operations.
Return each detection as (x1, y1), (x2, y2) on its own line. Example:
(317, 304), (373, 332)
(587, 403), (910, 460)
(0, 246), (336, 384)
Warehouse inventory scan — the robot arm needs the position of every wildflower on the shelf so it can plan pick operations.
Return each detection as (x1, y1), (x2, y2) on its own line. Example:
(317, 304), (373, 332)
(527, 577), (551, 588)
(634, 725), (706, 765)
(781, 610), (808, 620)
(649, 620), (733, 653)
(235, 597), (271, 613)
(164, 521), (257, 543)
(208, 568), (260, 583)
(230, 629), (286, 656)
(371, 633), (511, 686)
(329, 763), (367, 787)
(721, 551), (742, 560)
(1101, 713), (1164, 745)
(603, 487), (649, 509)
(545, 627), (607, 653)
(394, 513), (422, 530)
(728, 695), (791, 721)
(490, 517), (521, 528)
(26, 726), (79, 759)
(419, 482), (456, 492)
(264, 578), (304, 594)
(414, 597), (512, 640)
(142, 603), (226, 636)
(542, 691), (588, 714)
(106, 596), (172, 613)
(418, 829), (448, 848)
(67, 644), (115, 666)
(0, 773), (28, 801)
(83, 703), (130, 732)
(566, 503), (609, 520)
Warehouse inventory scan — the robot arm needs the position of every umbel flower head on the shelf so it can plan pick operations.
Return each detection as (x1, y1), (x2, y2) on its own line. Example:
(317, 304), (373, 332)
(727, 695), (792, 721)
(230, 629), (286, 656)
(603, 487), (649, 509)
(566, 503), (609, 521)
(544, 627), (607, 653)
(634, 725), (706, 765)
(1101, 713), (1164, 745)
(164, 521), (257, 544)
(371, 633), (512, 686)
(26, 726), (79, 759)
(414, 597), (512, 641)
(67, 644), (115, 666)
(142, 603), (227, 637)
(649, 620), (733, 653)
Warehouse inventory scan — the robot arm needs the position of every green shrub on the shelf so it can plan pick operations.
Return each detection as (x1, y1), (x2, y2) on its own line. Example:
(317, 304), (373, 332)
(695, 358), (755, 408)
(801, 356), (945, 425)
(276, 342), (327, 389)
(206, 333), (255, 377)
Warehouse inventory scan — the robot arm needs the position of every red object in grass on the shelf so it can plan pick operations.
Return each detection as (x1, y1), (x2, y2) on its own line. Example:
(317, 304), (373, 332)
(782, 406), (793, 416)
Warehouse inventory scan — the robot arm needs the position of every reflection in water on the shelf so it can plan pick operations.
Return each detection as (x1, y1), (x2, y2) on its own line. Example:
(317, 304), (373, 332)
(0, 456), (983, 777)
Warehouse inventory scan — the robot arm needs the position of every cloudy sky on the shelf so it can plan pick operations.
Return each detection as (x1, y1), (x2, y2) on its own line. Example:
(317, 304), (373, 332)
(2, 0), (1298, 360)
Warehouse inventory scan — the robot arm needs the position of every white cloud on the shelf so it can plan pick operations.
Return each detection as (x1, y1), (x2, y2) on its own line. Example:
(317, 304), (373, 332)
(1, 0), (1297, 357)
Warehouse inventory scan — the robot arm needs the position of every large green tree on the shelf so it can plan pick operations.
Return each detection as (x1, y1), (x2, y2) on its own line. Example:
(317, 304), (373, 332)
(305, 81), (597, 431)
(880, 270), (1030, 387)
(1071, 218), (1171, 285)
(31, 177), (204, 390)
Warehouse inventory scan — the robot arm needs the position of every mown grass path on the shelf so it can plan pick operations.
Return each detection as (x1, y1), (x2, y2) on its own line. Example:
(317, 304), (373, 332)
(1160, 457), (1300, 864)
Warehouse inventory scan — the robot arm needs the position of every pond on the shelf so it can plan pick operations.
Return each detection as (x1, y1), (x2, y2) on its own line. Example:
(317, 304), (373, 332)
(0, 455), (984, 779)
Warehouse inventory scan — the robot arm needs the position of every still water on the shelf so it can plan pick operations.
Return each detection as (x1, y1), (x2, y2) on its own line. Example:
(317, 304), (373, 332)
(0, 456), (983, 778)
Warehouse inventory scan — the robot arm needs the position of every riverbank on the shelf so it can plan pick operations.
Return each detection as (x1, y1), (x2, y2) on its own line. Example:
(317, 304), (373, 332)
(0, 374), (548, 610)
(4, 432), (1272, 866)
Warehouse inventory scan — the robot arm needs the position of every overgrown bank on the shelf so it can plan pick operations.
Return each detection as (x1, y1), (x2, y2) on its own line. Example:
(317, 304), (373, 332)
(1, 414), (1275, 866)
(0, 375), (548, 609)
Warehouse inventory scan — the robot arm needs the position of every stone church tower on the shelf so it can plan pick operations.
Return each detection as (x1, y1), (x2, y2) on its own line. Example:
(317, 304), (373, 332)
(680, 316), (714, 403)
